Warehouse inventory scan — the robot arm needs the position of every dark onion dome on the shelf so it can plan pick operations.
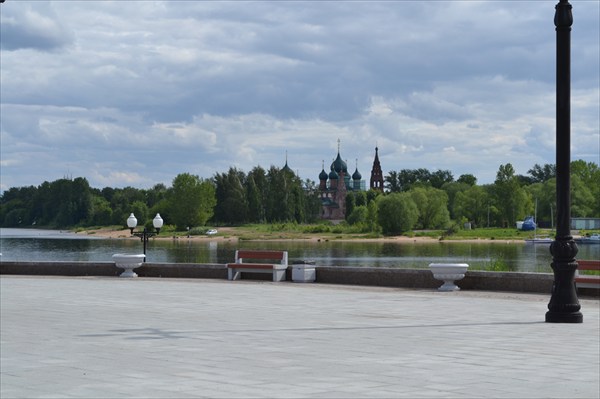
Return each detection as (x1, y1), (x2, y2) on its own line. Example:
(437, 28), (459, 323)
(328, 166), (339, 180)
(352, 167), (362, 180)
(282, 160), (293, 174)
(319, 167), (328, 181)
(331, 152), (348, 174)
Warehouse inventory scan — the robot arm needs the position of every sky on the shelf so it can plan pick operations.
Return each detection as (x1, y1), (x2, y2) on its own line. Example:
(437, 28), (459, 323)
(1, 0), (599, 193)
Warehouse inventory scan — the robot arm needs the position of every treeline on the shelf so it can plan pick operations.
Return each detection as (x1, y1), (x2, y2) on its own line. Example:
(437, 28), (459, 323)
(0, 166), (320, 230)
(367, 160), (599, 233)
(1, 160), (598, 235)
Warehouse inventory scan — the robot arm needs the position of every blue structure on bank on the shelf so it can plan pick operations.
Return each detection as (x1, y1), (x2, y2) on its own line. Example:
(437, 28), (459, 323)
(521, 216), (537, 231)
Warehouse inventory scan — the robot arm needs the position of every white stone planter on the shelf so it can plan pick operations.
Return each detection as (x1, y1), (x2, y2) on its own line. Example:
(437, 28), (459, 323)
(112, 254), (146, 278)
(429, 263), (469, 291)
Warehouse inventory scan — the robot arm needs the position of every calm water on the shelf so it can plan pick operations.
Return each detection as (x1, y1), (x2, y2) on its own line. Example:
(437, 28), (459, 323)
(1, 228), (599, 273)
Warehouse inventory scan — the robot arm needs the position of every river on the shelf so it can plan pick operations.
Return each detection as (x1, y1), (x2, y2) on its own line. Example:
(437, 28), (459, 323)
(1, 228), (599, 273)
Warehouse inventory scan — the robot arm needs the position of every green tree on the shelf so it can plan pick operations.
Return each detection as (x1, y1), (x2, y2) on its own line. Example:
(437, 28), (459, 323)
(264, 166), (310, 223)
(109, 186), (146, 225)
(246, 166), (268, 223)
(149, 199), (172, 228)
(169, 173), (216, 229)
(89, 195), (113, 226)
(457, 174), (477, 186)
(366, 200), (380, 233)
(386, 168), (454, 191)
(197, 180), (217, 225)
(354, 191), (367, 207)
(492, 163), (530, 227)
(429, 169), (454, 189)
(395, 169), (423, 191)
(571, 175), (595, 217)
(345, 193), (356, 221)
(42, 177), (93, 227)
(409, 187), (450, 229)
(0, 185), (36, 226)
(290, 177), (307, 223)
(571, 160), (600, 217)
(441, 181), (471, 220)
(384, 171), (401, 193)
(525, 181), (556, 227)
(129, 201), (149, 227)
(265, 166), (293, 222)
(345, 191), (369, 221)
(3, 208), (28, 227)
(302, 179), (322, 223)
(366, 189), (381, 204)
(347, 205), (368, 226)
(146, 183), (168, 209)
(528, 163), (556, 183)
(453, 185), (492, 228)
(376, 193), (419, 235)
(213, 167), (248, 224)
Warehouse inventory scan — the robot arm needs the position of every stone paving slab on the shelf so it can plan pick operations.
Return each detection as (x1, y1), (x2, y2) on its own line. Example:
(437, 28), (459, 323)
(1, 276), (598, 399)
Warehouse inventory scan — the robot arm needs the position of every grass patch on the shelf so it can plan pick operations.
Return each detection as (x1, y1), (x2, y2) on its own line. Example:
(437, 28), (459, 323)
(189, 224), (549, 241)
(443, 227), (549, 241)
(413, 230), (444, 239)
(480, 254), (513, 272)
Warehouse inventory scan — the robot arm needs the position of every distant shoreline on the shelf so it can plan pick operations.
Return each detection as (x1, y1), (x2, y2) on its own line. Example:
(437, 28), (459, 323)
(71, 226), (529, 244)
(5, 226), (579, 245)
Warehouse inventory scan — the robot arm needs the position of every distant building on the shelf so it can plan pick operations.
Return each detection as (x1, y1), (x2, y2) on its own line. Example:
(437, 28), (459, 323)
(318, 142), (382, 220)
(282, 153), (294, 175)
(571, 218), (600, 230)
(370, 146), (384, 191)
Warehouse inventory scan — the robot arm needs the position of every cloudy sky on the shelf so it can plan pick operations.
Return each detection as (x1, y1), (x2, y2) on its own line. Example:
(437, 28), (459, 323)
(1, 1), (598, 192)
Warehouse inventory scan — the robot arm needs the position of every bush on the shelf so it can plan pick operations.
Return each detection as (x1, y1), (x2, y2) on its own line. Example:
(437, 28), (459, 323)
(159, 224), (178, 234)
(302, 224), (331, 233)
(189, 227), (208, 236)
(376, 193), (419, 235)
(347, 206), (368, 226)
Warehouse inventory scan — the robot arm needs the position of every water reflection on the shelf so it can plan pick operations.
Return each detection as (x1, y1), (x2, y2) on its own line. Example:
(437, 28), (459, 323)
(1, 229), (598, 273)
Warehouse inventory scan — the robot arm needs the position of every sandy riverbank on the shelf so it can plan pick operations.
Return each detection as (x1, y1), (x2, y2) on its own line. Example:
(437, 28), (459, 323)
(74, 227), (525, 244)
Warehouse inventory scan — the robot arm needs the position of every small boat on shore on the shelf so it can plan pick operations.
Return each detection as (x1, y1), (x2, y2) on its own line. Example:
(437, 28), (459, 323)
(575, 233), (600, 244)
(521, 201), (553, 244)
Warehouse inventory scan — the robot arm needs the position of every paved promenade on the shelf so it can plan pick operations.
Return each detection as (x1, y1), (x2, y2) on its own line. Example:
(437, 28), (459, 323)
(1, 276), (598, 399)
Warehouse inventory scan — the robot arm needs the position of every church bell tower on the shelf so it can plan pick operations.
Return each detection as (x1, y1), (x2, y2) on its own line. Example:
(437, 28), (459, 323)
(370, 146), (384, 191)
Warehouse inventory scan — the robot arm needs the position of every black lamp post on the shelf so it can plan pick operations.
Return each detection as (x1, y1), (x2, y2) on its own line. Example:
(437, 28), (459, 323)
(546, 0), (582, 323)
(127, 213), (164, 262)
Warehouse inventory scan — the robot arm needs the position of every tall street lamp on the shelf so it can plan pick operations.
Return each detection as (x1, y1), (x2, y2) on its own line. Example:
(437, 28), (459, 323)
(546, 0), (582, 323)
(127, 213), (164, 262)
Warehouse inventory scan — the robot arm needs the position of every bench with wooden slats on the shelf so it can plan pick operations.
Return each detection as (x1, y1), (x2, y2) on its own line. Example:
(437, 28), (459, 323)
(227, 250), (288, 282)
(575, 260), (600, 290)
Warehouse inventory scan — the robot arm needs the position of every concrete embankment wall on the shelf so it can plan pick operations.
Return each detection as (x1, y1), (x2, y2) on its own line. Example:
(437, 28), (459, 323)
(0, 261), (227, 279)
(0, 260), (578, 296)
(2, 260), (598, 297)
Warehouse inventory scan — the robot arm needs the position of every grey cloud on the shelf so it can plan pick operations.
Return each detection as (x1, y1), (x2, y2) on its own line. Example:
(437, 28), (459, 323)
(0, 2), (73, 51)
(397, 92), (472, 125)
(0, 1), (579, 121)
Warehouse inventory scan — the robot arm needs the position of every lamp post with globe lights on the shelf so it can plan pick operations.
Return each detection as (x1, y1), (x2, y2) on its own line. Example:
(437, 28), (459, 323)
(127, 213), (163, 262)
(545, 0), (582, 323)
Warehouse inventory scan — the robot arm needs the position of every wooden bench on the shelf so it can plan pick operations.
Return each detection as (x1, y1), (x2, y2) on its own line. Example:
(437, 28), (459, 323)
(227, 250), (288, 282)
(575, 260), (600, 290)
